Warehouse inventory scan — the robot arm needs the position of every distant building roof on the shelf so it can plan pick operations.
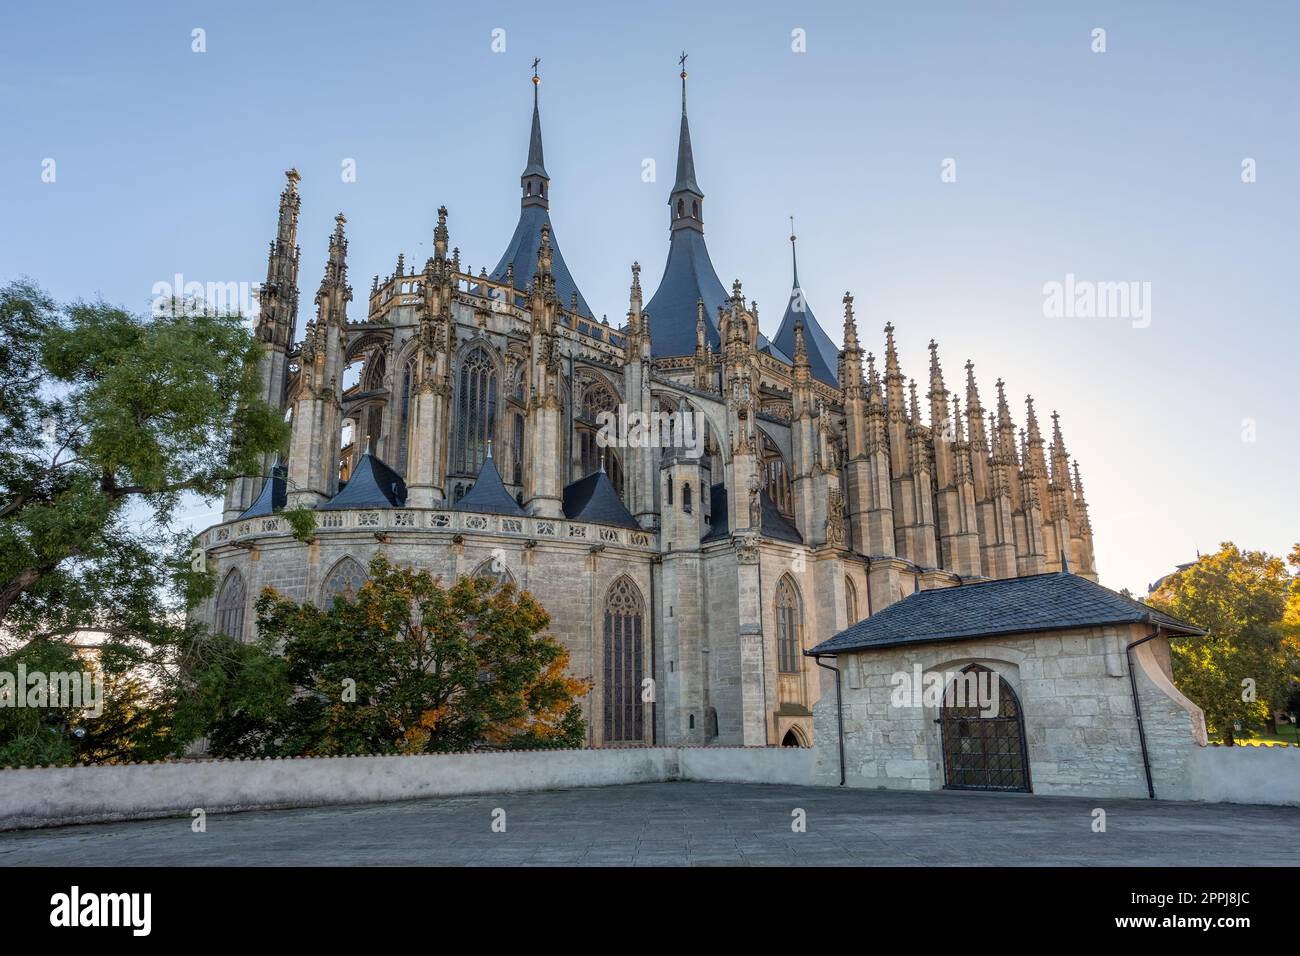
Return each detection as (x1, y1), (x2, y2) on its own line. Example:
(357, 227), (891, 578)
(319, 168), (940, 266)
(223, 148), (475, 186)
(810, 572), (1206, 656)
(238, 464), (287, 519)
(318, 453), (406, 510)
(562, 470), (639, 529)
(1147, 561), (1198, 595)
(456, 450), (525, 516)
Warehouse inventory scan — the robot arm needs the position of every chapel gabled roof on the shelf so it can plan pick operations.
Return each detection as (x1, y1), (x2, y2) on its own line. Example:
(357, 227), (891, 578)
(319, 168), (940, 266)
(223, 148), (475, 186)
(455, 448), (525, 516)
(318, 453), (407, 510)
(809, 572), (1207, 656)
(562, 469), (640, 529)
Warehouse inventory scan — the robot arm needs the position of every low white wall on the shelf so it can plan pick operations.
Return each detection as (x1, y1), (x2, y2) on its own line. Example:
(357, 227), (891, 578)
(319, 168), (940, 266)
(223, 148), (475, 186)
(0, 746), (814, 831)
(679, 745), (813, 785)
(1174, 744), (1300, 806)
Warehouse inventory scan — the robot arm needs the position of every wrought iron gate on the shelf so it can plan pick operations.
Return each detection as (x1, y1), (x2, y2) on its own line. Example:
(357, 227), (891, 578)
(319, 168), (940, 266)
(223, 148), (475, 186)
(939, 665), (1031, 792)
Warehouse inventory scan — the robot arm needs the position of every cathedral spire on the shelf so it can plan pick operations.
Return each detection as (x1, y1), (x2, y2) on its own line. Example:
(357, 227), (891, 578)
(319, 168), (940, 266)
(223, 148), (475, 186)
(790, 217), (800, 287)
(521, 58), (549, 208)
(1050, 410), (1072, 483)
(772, 221), (838, 385)
(883, 322), (906, 419)
(254, 168), (301, 350)
(927, 339), (949, 427)
(964, 360), (988, 451)
(317, 213), (350, 304)
(644, 56), (728, 357)
(488, 67), (593, 318)
(793, 318), (810, 381)
(994, 378), (1017, 461)
(840, 292), (864, 388)
(670, 50), (703, 223)
(1024, 395), (1048, 475)
(627, 261), (643, 332)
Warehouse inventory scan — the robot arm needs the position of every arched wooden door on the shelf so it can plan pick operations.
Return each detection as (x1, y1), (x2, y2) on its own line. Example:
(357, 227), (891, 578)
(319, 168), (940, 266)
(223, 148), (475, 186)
(939, 665), (1031, 792)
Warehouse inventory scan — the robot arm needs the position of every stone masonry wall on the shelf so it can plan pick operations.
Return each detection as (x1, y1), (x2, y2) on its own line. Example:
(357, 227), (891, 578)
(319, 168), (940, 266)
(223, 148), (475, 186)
(812, 623), (1204, 799)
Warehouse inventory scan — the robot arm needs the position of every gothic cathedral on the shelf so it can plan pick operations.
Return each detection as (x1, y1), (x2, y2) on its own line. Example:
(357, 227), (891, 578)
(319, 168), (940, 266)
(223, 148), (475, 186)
(197, 65), (1098, 749)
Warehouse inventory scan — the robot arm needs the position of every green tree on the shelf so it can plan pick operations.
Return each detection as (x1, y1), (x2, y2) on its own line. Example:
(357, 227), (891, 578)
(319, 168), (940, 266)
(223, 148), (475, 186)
(0, 279), (289, 764)
(199, 555), (589, 756)
(1148, 542), (1300, 743)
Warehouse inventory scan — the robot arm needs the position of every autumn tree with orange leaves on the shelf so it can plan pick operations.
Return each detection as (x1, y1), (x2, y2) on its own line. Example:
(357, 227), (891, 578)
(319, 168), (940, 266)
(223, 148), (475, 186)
(194, 555), (588, 757)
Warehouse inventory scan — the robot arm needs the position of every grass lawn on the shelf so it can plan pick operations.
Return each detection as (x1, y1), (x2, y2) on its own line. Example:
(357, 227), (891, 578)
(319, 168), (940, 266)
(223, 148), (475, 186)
(1240, 723), (1299, 747)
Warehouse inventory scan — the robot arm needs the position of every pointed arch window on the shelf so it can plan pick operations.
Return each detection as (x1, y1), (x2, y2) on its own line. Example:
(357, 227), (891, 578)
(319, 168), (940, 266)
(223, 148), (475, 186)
(511, 412), (525, 485)
(603, 576), (646, 743)
(454, 346), (498, 475)
(215, 569), (247, 641)
(845, 577), (859, 625)
(471, 558), (517, 592)
(320, 557), (367, 608)
(396, 357), (416, 477)
(776, 575), (802, 673)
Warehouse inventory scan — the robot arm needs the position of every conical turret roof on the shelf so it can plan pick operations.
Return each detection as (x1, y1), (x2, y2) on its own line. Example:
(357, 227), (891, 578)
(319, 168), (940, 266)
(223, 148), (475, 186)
(456, 446), (525, 516)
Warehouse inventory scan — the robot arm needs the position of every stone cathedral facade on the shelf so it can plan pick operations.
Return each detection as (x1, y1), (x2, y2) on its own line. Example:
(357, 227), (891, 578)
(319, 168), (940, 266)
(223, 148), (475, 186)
(195, 70), (1098, 750)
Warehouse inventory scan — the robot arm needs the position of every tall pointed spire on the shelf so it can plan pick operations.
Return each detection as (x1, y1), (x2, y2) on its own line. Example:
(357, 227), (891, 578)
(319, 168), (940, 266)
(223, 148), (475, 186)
(645, 54), (727, 356)
(521, 58), (549, 208)
(524, 58), (547, 181)
(1024, 395), (1048, 475)
(318, 213), (350, 301)
(488, 63), (592, 318)
(254, 168), (301, 350)
(671, 51), (703, 207)
(789, 216), (800, 286)
(772, 220), (838, 385)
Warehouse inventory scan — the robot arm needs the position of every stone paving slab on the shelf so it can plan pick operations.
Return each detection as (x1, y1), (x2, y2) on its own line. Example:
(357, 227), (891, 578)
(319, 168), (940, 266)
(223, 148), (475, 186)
(0, 782), (1296, 866)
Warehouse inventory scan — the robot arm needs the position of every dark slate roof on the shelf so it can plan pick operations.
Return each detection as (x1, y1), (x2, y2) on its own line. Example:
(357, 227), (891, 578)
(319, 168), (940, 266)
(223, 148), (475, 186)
(703, 482), (730, 542)
(562, 470), (640, 529)
(455, 451), (525, 516)
(238, 464), (287, 519)
(760, 490), (803, 544)
(672, 108), (701, 197)
(772, 287), (839, 387)
(699, 484), (803, 544)
(809, 572), (1207, 656)
(318, 453), (406, 510)
(523, 93), (547, 179)
(489, 205), (593, 319)
(645, 228), (727, 357)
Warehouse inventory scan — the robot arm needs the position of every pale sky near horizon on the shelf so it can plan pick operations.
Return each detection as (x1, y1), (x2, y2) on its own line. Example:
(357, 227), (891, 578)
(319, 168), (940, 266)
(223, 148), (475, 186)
(1, 1), (1295, 595)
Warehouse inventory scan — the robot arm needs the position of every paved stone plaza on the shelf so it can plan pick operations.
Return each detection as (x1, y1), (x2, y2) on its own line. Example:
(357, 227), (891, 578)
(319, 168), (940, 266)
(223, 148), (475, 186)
(1, 782), (1295, 866)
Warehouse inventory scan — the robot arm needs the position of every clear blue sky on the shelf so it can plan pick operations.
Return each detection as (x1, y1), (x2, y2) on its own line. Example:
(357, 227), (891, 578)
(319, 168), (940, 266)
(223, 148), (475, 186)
(2, 1), (1295, 594)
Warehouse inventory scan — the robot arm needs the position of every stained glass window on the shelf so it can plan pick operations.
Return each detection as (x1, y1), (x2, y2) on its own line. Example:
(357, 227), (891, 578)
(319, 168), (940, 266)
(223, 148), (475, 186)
(454, 346), (497, 475)
(215, 570), (247, 641)
(320, 557), (366, 608)
(603, 576), (646, 743)
(776, 575), (802, 673)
